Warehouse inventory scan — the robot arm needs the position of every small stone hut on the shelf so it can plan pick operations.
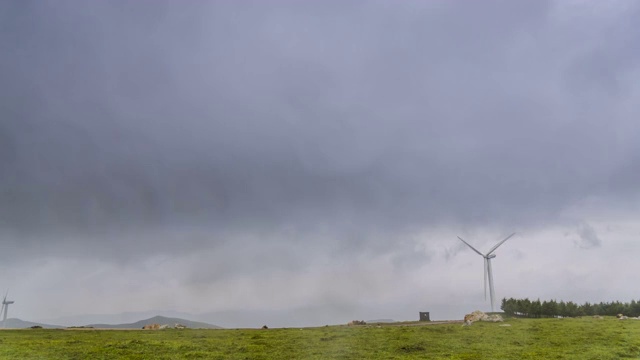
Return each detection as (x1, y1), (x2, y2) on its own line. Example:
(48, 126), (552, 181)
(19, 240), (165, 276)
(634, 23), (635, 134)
(419, 312), (431, 321)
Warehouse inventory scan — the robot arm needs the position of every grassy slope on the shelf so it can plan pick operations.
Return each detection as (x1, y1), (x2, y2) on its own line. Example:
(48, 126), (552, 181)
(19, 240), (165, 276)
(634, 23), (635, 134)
(0, 317), (639, 359)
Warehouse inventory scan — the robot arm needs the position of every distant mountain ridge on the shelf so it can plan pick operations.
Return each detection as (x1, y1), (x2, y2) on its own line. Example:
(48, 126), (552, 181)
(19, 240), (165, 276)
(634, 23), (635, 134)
(41, 310), (198, 327)
(367, 319), (395, 323)
(1, 318), (65, 329)
(1, 316), (221, 329)
(87, 315), (222, 329)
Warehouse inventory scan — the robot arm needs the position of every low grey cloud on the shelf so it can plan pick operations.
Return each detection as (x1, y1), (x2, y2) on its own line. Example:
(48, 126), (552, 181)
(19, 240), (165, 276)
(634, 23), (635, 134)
(1, 0), (640, 324)
(575, 223), (602, 249)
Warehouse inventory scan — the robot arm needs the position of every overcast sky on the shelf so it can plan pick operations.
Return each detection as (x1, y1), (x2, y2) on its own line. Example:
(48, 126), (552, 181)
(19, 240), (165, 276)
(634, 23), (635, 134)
(1, 0), (639, 327)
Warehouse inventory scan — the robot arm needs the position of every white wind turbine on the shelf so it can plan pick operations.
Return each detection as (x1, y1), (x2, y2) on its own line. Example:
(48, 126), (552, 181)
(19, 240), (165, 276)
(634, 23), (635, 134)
(457, 233), (515, 312)
(1, 290), (14, 328)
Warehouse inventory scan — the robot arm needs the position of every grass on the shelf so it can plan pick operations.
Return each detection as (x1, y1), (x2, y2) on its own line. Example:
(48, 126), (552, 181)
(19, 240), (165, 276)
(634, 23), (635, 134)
(1, 317), (639, 359)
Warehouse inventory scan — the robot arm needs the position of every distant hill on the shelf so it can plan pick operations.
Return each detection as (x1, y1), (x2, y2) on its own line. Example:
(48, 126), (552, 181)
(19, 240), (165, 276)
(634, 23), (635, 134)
(367, 319), (395, 323)
(87, 315), (222, 329)
(2, 318), (65, 329)
(41, 310), (199, 327)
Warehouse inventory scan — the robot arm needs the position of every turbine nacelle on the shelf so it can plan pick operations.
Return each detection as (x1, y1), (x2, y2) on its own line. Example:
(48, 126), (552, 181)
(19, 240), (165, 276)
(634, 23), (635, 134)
(486, 254), (496, 259)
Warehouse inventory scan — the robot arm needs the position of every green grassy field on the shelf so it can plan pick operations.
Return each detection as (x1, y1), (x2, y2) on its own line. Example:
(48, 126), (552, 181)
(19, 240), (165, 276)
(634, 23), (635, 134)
(1, 317), (639, 359)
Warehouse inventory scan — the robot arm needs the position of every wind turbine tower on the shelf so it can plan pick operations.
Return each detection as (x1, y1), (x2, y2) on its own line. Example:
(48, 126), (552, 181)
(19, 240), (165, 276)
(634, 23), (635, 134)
(457, 233), (515, 312)
(1, 291), (14, 328)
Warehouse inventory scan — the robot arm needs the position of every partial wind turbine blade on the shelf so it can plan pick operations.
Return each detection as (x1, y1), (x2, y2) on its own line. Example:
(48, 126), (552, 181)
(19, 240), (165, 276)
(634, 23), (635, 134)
(457, 236), (484, 256)
(484, 258), (488, 300)
(487, 233), (516, 255)
(487, 258), (496, 312)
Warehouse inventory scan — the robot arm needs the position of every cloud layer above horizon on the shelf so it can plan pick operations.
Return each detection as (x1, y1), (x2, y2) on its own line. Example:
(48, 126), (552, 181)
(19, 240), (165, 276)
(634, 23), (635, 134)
(1, 0), (639, 324)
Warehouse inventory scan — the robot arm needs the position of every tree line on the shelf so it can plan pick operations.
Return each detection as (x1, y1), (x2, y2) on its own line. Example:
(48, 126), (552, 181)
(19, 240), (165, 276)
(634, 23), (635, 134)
(501, 298), (640, 318)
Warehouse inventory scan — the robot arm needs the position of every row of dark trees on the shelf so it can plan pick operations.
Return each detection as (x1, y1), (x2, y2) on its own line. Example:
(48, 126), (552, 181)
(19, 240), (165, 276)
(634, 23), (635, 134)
(501, 298), (640, 318)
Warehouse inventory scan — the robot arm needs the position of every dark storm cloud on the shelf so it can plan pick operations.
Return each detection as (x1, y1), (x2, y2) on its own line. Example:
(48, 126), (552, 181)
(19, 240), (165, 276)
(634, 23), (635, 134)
(1, 0), (639, 262)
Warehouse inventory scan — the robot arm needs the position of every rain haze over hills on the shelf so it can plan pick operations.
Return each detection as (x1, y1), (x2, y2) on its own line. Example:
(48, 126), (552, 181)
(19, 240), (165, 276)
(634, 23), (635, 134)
(1, 1), (640, 327)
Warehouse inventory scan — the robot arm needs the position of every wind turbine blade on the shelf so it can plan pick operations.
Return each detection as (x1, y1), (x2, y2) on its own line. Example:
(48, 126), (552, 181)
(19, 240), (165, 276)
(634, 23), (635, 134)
(484, 258), (488, 301)
(457, 236), (484, 257)
(487, 258), (495, 312)
(487, 233), (516, 255)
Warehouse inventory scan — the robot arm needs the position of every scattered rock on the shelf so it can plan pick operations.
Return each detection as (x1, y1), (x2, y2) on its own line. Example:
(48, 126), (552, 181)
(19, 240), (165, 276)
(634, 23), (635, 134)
(175, 323), (187, 329)
(463, 314), (475, 326)
(483, 314), (504, 322)
(348, 320), (366, 326)
(462, 310), (503, 326)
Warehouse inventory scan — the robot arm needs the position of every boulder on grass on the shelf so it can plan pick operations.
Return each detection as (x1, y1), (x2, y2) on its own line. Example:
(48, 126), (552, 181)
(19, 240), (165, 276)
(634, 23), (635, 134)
(463, 310), (503, 325)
